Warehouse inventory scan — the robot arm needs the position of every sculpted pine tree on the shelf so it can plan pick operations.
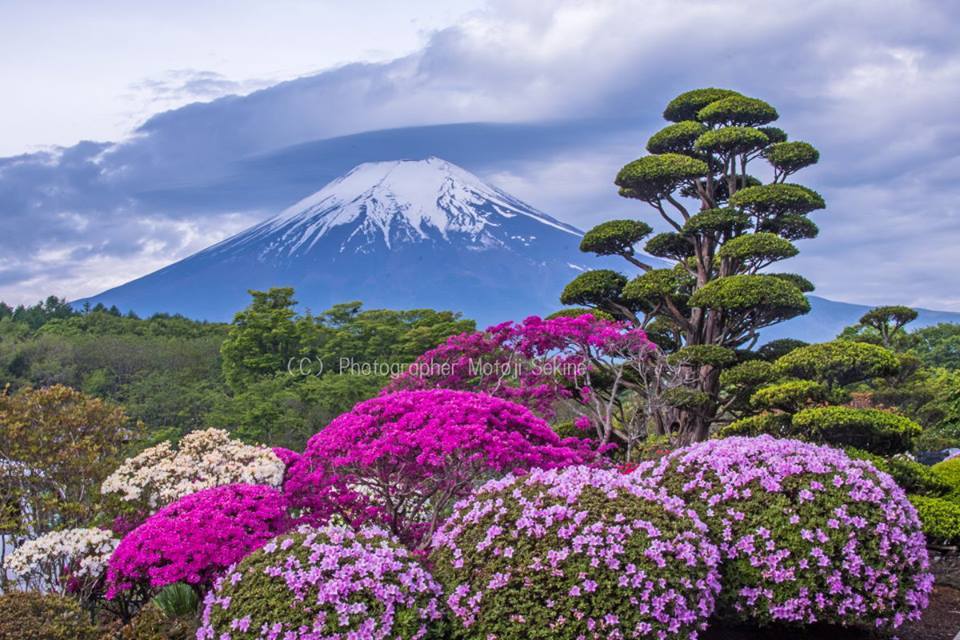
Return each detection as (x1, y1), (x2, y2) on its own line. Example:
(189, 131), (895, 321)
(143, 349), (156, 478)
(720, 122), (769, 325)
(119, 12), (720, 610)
(562, 88), (823, 443)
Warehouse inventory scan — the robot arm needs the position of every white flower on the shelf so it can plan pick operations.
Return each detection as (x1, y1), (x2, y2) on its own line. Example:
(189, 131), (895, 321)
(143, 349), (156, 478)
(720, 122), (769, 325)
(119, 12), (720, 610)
(4, 527), (118, 590)
(100, 428), (285, 510)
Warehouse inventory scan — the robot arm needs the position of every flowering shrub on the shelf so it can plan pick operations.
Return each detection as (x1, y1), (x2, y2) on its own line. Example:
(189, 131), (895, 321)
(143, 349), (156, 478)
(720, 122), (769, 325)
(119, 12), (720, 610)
(639, 436), (933, 630)
(285, 389), (595, 547)
(430, 466), (721, 640)
(0, 591), (99, 640)
(106, 484), (290, 596)
(101, 428), (285, 510)
(4, 527), (118, 594)
(198, 524), (444, 640)
(388, 314), (660, 449)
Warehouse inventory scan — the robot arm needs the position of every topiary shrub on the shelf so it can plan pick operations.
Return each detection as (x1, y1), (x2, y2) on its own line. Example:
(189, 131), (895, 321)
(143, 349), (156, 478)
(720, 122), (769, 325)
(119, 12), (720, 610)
(117, 603), (198, 640)
(197, 524), (443, 640)
(932, 455), (960, 489)
(0, 591), (98, 640)
(284, 389), (596, 547)
(639, 436), (933, 630)
(106, 484), (290, 596)
(844, 448), (952, 497)
(909, 495), (960, 544)
(791, 406), (920, 454)
(430, 465), (721, 640)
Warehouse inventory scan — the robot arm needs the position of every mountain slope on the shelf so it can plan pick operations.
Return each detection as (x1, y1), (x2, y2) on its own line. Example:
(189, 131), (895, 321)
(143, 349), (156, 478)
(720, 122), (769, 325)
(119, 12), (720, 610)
(75, 158), (600, 324)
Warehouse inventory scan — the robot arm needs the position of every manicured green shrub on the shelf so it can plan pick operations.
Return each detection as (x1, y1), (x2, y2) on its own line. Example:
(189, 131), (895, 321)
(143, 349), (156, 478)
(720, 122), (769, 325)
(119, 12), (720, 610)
(640, 436), (933, 630)
(198, 525), (444, 640)
(932, 456), (960, 488)
(431, 466), (721, 640)
(791, 406), (921, 454)
(844, 448), (952, 497)
(117, 603), (198, 640)
(909, 495), (960, 544)
(0, 591), (98, 640)
(775, 341), (899, 387)
(749, 380), (828, 412)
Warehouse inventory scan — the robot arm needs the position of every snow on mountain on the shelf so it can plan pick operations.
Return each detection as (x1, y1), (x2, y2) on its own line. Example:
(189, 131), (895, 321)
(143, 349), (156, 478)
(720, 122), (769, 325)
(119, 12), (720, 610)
(204, 157), (580, 260)
(74, 158), (607, 325)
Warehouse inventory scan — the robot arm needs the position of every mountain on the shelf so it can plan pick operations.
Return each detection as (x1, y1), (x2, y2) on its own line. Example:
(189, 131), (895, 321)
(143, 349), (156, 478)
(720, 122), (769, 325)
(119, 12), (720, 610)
(75, 157), (603, 325)
(75, 156), (960, 339)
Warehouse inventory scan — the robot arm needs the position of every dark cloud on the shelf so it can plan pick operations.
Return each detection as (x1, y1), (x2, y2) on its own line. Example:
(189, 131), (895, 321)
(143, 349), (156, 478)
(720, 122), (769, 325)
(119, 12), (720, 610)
(1, 0), (959, 309)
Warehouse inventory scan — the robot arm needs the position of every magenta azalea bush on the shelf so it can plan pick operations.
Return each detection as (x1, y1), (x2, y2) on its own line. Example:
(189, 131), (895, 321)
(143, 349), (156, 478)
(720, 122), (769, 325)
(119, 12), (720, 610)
(284, 389), (595, 547)
(105, 484), (290, 596)
(389, 314), (655, 434)
(430, 465), (721, 640)
(198, 524), (443, 640)
(638, 436), (933, 630)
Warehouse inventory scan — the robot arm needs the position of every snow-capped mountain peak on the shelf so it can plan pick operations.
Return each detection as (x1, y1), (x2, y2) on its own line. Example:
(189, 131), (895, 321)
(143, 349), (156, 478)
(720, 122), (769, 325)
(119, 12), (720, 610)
(217, 157), (580, 258)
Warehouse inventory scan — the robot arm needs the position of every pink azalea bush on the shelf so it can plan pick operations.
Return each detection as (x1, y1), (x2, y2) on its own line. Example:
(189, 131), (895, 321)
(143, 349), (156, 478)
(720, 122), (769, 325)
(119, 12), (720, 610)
(105, 484), (291, 596)
(284, 389), (596, 548)
(637, 436), (933, 630)
(388, 314), (657, 447)
(198, 524), (443, 640)
(430, 465), (722, 640)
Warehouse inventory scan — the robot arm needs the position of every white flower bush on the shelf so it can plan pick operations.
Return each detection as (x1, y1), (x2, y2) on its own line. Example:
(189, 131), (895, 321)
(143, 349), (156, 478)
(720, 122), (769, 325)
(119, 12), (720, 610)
(100, 428), (285, 510)
(4, 527), (118, 593)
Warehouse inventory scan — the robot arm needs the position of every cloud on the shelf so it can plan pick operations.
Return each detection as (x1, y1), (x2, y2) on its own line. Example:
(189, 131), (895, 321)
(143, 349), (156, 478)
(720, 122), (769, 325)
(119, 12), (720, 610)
(1, 0), (959, 311)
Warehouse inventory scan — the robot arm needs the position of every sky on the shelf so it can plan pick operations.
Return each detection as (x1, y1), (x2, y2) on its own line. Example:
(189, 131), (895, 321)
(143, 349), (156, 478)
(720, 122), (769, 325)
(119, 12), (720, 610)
(1, 0), (959, 311)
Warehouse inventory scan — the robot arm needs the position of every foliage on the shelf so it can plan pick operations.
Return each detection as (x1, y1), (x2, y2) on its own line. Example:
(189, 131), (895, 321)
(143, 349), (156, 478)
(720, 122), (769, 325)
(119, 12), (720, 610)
(198, 525), (444, 640)
(756, 338), (807, 361)
(106, 484), (290, 596)
(388, 313), (662, 453)
(0, 385), (139, 544)
(115, 603), (198, 640)
(909, 495), (960, 544)
(639, 436), (933, 629)
(0, 591), (99, 640)
(932, 456), (960, 488)
(912, 323), (960, 370)
(101, 428), (285, 511)
(430, 466), (721, 640)
(843, 448), (952, 497)
(284, 389), (595, 547)
(790, 406), (921, 454)
(775, 340), (900, 387)
(151, 582), (200, 618)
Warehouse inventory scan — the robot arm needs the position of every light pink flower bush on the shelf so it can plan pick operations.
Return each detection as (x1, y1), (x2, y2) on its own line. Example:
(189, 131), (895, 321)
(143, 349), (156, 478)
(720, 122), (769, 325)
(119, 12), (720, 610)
(430, 465), (721, 640)
(638, 436), (933, 630)
(105, 484), (291, 597)
(197, 524), (444, 640)
(284, 389), (596, 548)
